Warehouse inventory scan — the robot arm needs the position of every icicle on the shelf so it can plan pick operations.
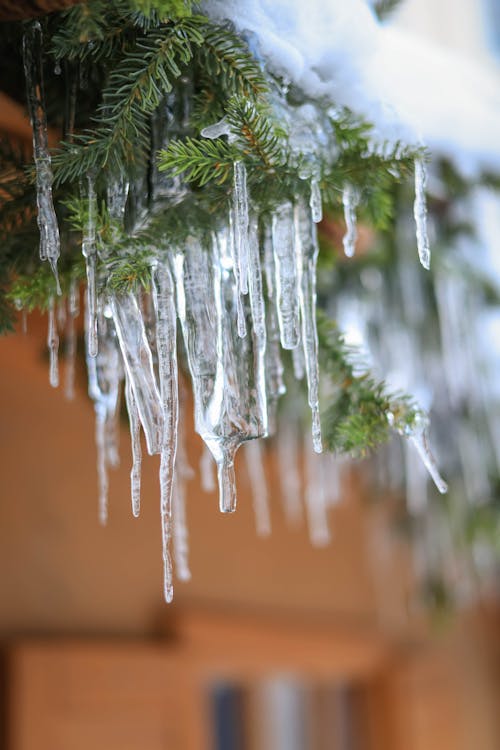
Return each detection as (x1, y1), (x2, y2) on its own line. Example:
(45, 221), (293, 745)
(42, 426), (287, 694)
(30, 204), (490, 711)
(111, 292), (163, 456)
(245, 439), (271, 537)
(200, 445), (216, 493)
(22, 22), (61, 293)
(232, 160), (250, 296)
(295, 199), (322, 452)
(47, 297), (59, 388)
(272, 202), (301, 349)
(107, 177), (129, 231)
(95, 407), (109, 526)
(173, 405), (193, 582)
(124, 377), (142, 518)
(174, 231), (267, 515)
(304, 432), (331, 546)
(263, 223), (286, 433)
(64, 279), (79, 401)
(151, 261), (179, 603)
(277, 420), (302, 527)
(398, 413), (448, 494)
(247, 214), (266, 341)
(57, 296), (66, 329)
(81, 173), (98, 357)
(342, 184), (359, 258)
(229, 208), (247, 339)
(292, 344), (305, 380)
(86, 305), (122, 526)
(413, 157), (431, 270)
(309, 178), (323, 223)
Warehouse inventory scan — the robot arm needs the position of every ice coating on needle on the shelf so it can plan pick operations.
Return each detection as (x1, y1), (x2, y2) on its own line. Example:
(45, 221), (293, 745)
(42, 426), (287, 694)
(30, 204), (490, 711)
(342, 184), (359, 258)
(22, 21), (61, 292)
(124, 376), (142, 518)
(295, 199), (322, 452)
(81, 173), (98, 357)
(245, 439), (271, 537)
(272, 202), (301, 349)
(111, 292), (163, 456)
(151, 261), (179, 603)
(201, 116), (232, 140)
(47, 297), (59, 388)
(413, 157), (431, 270)
(409, 430), (448, 494)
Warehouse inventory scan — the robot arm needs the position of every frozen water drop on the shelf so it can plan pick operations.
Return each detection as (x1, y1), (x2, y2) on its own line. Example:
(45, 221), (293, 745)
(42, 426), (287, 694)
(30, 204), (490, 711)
(309, 178), (323, 223)
(47, 297), (59, 388)
(342, 184), (359, 258)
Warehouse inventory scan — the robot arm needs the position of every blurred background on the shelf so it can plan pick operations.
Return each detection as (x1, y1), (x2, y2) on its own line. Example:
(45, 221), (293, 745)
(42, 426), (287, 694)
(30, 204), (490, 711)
(1, 0), (500, 748)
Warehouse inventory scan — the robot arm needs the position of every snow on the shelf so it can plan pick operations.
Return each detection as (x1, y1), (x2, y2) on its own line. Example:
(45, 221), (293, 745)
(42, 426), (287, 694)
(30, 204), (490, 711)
(205, 0), (500, 175)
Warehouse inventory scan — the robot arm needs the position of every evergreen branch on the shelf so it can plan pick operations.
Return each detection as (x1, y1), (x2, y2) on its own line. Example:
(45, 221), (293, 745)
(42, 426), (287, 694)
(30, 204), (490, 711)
(52, 17), (205, 183)
(225, 96), (287, 170)
(196, 24), (268, 100)
(158, 136), (238, 185)
(318, 312), (418, 455)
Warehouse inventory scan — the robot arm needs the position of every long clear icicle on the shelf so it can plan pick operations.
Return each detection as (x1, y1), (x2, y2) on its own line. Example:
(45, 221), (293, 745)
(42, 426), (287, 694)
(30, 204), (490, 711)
(47, 297), (59, 388)
(22, 21), (61, 292)
(263, 223), (286, 433)
(342, 184), (359, 258)
(232, 161), (250, 296)
(173, 407), (193, 582)
(245, 439), (271, 537)
(111, 292), (163, 456)
(82, 173), (98, 357)
(413, 158), (431, 270)
(64, 279), (79, 400)
(272, 202), (301, 349)
(398, 414), (448, 494)
(295, 199), (322, 452)
(124, 376), (142, 518)
(151, 261), (179, 603)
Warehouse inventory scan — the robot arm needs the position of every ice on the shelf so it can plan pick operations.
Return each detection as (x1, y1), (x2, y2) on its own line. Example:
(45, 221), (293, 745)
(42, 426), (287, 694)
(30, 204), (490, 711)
(245, 439), (271, 537)
(64, 278), (79, 401)
(47, 297), (59, 388)
(22, 21), (61, 292)
(111, 292), (163, 456)
(295, 199), (322, 452)
(309, 178), (323, 223)
(200, 445), (216, 493)
(263, 221), (286, 433)
(304, 432), (331, 546)
(173, 407), (193, 582)
(247, 214), (266, 341)
(81, 173), (98, 357)
(272, 202), (301, 349)
(107, 177), (129, 229)
(342, 184), (359, 258)
(174, 231), (267, 514)
(403, 415), (448, 494)
(151, 261), (179, 602)
(277, 420), (302, 526)
(86, 306), (122, 525)
(124, 376), (142, 518)
(201, 117), (232, 140)
(413, 158), (431, 270)
(232, 161), (250, 297)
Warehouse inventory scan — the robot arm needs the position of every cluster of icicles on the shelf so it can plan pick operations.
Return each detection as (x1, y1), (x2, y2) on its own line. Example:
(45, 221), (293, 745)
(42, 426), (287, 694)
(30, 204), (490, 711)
(22, 21), (446, 602)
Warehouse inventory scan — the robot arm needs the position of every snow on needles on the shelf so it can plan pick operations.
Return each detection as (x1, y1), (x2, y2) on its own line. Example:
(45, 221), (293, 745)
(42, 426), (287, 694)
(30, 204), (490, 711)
(205, 0), (500, 176)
